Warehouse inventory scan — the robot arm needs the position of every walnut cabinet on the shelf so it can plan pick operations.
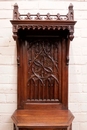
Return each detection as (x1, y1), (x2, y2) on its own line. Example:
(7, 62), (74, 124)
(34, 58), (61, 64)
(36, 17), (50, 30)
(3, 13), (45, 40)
(10, 3), (76, 130)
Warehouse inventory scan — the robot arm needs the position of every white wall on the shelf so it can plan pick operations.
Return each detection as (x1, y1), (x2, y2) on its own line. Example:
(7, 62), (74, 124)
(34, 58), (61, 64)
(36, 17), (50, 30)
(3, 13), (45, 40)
(0, 1), (87, 130)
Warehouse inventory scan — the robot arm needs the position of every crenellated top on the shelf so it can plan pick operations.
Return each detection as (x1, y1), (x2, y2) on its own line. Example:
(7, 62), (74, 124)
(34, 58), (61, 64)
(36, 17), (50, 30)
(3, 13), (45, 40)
(10, 3), (76, 41)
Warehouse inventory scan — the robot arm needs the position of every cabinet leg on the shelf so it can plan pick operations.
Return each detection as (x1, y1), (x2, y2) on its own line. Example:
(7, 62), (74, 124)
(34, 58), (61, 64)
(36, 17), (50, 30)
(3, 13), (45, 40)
(13, 124), (19, 130)
(67, 124), (72, 130)
(13, 124), (16, 130)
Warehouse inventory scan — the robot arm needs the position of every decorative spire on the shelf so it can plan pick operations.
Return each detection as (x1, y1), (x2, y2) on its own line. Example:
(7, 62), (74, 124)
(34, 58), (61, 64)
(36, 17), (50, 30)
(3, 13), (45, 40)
(13, 3), (19, 20)
(68, 3), (74, 20)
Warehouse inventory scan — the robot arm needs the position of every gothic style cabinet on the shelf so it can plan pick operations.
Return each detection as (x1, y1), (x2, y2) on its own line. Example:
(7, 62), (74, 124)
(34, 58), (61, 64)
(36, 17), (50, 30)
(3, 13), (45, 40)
(10, 3), (76, 130)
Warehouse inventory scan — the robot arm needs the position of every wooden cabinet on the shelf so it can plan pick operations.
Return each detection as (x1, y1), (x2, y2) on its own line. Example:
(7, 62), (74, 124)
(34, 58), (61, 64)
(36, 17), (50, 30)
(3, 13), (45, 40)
(10, 3), (76, 130)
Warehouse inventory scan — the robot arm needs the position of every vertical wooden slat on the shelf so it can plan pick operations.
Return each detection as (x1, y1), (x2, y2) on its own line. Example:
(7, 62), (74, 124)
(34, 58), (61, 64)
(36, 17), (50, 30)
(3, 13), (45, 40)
(65, 38), (70, 109)
(46, 80), (48, 100)
(18, 40), (27, 107)
(61, 38), (65, 106)
(53, 82), (55, 100)
(49, 81), (51, 100)
(61, 38), (69, 108)
(38, 80), (40, 100)
(34, 83), (36, 100)
(48, 80), (50, 100)
(17, 38), (21, 109)
(55, 41), (59, 100)
(57, 40), (59, 100)
(42, 81), (44, 100)
(30, 80), (32, 100)
(58, 39), (62, 102)
(52, 39), (55, 99)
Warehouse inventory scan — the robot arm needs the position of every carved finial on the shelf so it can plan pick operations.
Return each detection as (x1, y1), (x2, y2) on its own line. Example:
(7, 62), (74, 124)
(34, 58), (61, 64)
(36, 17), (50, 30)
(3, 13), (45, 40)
(69, 3), (73, 9)
(68, 3), (74, 20)
(14, 3), (18, 8)
(13, 3), (19, 20)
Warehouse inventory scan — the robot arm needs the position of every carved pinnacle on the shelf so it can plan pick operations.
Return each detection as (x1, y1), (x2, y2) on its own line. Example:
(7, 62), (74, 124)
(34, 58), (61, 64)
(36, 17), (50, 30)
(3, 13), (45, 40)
(13, 3), (19, 20)
(68, 3), (74, 20)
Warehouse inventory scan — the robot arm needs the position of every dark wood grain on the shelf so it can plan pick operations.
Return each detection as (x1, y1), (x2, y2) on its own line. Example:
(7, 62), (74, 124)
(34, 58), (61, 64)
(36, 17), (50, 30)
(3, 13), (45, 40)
(10, 3), (76, 130)
(12, 109), (74, 128)
(16, 37), (71, 108)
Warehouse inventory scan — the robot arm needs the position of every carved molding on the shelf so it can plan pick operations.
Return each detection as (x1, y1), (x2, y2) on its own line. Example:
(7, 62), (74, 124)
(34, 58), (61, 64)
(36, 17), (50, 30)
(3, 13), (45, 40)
(13, 3), (73, 21)
(10, 3), (76, 41)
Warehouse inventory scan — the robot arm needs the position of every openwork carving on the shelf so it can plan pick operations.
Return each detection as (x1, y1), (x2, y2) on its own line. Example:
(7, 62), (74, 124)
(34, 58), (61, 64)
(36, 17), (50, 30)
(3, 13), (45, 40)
(10, 3), (76, 41)
(27, 38), (60, 101)
(19, 13), (68, 21)
(13, 3), (69, 21)
(13, 3), (74, 21)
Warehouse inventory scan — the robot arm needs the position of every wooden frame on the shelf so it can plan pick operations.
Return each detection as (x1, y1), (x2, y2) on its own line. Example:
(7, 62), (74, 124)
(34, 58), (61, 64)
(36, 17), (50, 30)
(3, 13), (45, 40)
(10, 3), (76, 130)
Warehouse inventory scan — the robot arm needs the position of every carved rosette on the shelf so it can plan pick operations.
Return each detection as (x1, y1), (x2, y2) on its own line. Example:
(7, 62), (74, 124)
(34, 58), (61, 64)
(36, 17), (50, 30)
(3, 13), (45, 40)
(11, 3), (76, 41)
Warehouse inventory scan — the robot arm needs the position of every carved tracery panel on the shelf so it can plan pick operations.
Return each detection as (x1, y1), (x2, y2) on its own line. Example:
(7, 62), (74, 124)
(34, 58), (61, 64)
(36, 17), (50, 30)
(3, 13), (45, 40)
(27, 38), (61, 102)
